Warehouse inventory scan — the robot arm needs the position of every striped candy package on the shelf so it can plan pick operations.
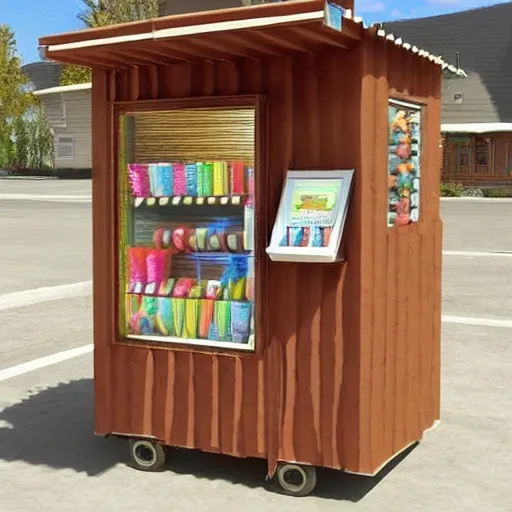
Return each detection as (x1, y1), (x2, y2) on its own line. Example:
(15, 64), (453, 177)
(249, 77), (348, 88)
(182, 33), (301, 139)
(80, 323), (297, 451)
(173, 163), (187, 196)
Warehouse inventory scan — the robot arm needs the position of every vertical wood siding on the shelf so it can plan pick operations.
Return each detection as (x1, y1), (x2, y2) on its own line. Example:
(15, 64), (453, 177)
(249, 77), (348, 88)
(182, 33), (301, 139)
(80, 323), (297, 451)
(356, 37), (443, 473)
(92, 34), (442, 477)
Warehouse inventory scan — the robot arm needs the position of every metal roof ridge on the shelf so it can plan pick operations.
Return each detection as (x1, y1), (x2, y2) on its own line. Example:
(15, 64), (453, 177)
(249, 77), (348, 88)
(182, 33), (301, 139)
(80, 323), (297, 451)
(366, 21), (467, 77)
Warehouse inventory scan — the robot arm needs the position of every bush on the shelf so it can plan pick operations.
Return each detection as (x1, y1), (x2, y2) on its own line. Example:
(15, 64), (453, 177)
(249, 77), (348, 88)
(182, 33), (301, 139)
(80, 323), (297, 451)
(462, 188), (484, 197)
(481, 187), (512, 198)
(440, 182), (465, 197)
(6, 166), (92, 179)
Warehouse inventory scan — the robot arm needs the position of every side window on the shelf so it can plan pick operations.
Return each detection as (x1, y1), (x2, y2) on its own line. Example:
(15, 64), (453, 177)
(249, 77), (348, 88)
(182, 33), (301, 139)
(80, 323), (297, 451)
(475, 136), (489, 166)
(457, 144), (470, 167)
(55, 136), (74, 159)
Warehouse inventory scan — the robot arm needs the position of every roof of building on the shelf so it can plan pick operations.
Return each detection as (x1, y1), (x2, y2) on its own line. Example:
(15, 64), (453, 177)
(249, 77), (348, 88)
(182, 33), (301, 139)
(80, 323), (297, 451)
(38, 0), (465, 76)
(382, 2), (512, 124)
(33, 83), (92, 96)
(21, 61), (62, 91)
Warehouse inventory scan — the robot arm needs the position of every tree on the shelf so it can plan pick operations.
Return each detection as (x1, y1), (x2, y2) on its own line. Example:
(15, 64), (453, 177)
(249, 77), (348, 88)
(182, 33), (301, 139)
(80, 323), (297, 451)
(13, 115), (29, 168)
(60, 0), (158, 85)
(26, 104), (54, 170)
(0, 25), (33, 168)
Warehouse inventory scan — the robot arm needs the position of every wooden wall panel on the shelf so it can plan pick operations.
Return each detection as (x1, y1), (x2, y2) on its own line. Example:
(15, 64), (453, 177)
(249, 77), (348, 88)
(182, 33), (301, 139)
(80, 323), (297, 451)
(91, 69), (114, 435)
(355, 35), (443, 474)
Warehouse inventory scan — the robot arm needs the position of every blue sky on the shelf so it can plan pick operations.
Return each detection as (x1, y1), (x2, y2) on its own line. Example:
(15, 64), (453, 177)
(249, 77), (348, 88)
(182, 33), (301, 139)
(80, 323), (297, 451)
(0, 0), (507, 64)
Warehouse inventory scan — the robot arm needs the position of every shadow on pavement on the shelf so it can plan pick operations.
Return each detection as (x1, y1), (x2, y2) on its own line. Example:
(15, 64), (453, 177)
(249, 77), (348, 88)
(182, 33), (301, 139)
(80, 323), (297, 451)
(0, 378), (416, 500)
(0, 379), (125, 476)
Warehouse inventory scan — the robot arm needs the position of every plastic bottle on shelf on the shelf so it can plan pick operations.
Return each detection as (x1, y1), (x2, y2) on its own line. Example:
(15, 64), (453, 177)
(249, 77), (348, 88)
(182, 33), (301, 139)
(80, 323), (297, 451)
(243, 199), (254, 252)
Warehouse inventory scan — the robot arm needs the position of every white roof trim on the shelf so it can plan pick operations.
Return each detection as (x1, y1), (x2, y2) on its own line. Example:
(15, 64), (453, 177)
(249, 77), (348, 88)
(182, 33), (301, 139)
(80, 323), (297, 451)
(442, 123), (512, 134)
(46, 11), (324, 53)
(155, 10), (324, 40)
(33, 82), (92, 96)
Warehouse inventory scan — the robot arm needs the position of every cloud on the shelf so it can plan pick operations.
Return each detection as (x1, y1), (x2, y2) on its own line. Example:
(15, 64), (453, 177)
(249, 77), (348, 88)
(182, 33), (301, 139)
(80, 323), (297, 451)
(358, 1), (386, 13)
(390, 9), (402, 17)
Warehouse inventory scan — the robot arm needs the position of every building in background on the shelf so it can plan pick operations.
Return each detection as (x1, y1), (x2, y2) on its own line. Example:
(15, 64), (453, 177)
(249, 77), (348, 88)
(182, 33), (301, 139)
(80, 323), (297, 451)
(32, 83), (92, 171)
(22, 62), (92, 173)
(382, 2), (512, 185)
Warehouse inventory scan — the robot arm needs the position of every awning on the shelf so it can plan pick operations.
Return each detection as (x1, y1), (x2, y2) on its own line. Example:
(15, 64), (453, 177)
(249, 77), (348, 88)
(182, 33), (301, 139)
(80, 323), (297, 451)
(39, 1), (363, 69)
(38, 0), (464, 74)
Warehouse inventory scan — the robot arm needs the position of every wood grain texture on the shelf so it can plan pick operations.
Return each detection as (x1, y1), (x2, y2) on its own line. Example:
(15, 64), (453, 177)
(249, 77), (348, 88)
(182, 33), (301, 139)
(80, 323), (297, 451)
(92, 36), (442, 477)
(353, 36), (443, 473)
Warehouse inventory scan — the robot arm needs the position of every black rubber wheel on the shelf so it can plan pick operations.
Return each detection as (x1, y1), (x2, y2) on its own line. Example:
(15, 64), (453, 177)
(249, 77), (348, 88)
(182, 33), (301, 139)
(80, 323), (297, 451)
(276, 463), (317, 497)
(128, 439), (167, 472)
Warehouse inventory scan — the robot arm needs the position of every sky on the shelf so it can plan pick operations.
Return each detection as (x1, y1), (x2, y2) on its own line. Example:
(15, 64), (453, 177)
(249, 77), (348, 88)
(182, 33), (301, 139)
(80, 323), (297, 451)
(0, 0), (509, 64)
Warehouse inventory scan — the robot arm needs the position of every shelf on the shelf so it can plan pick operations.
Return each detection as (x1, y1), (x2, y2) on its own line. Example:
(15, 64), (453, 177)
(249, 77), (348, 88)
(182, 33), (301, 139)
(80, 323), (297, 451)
(133, 195), (247, 208)
(125, 334), (255, 351)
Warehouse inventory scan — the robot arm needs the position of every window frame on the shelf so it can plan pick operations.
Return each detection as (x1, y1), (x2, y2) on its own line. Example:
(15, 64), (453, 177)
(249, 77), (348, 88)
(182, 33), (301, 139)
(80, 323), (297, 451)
(113, 95), (268, 357)
(55, 135), (75, 160)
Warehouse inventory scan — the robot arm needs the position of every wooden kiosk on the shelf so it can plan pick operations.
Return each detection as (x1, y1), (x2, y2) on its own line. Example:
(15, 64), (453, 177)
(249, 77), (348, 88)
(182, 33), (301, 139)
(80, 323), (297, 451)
(39, 0), (447, 497)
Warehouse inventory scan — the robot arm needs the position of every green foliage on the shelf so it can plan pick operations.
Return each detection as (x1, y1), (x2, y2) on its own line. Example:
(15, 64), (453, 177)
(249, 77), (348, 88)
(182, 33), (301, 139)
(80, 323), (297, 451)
(0, 25), (33, 120)
(60, 66), (92, 86)
(0, 24), (38, 169)
(13, 115), (29, 168)
(481, 187), (512, 198)
(440, 182), (465, 197)
(60, 0), (158, 85)
(26, 103), (54, 170)
(78, 0), (158, 26)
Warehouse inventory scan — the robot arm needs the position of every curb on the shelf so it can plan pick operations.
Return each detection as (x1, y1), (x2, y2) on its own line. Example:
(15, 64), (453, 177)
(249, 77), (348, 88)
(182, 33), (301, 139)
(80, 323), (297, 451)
(441, 197), (512, 203)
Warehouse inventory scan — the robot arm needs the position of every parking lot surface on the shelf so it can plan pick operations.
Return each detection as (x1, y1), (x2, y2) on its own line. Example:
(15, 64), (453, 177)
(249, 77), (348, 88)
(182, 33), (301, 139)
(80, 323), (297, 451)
(0, 181), (510, 511)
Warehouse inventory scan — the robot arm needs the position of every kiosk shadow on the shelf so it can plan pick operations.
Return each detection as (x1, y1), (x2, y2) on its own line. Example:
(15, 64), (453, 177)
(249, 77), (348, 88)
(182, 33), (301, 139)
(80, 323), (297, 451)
(0, 377), (416, 500)
(0, 378), (125, 476)
(167, 443), (416, 501)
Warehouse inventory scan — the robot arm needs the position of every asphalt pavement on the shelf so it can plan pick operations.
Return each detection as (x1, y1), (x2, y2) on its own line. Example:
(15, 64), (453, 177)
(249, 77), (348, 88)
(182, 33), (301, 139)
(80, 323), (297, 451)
(0, 180), (510, 512)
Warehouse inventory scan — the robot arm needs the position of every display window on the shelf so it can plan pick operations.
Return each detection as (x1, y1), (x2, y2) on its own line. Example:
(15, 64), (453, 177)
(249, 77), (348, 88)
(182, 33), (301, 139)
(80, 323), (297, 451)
(266, 169), (354, 263)
(387, 98), (422, 227)
(117, 104), (257, 351)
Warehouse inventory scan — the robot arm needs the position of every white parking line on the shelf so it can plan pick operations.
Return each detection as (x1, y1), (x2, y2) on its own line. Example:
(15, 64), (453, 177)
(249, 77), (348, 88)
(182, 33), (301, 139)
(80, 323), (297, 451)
(441, 197), (512, 203)
(0, 280), (511, 383)
(443, 250), (512, 258)
(0, 345), (93, 383)
(442, 315), (512, 329)
(0, 281), (92, 312)
(0, 193), (91, 202)
(0, 313), (510, 383)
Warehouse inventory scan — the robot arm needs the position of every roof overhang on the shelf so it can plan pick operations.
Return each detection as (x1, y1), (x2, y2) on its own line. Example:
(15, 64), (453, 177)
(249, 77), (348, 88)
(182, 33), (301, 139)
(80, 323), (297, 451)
(442, 123), (512, 134)
(33, 83), (92, 96)
(39, 1), (363, 69)
(37, 0), (463, 76)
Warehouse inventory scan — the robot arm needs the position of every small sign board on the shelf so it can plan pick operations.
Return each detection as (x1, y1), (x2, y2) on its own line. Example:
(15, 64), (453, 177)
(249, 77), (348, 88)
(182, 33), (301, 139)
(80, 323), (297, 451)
(324, 1), (344, 32)
(266, 169), (354, 263)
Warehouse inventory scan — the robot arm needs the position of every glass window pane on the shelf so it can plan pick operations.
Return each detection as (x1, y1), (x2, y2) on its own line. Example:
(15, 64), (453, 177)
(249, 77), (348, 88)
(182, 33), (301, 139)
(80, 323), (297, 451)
(117, 107), (256, 351)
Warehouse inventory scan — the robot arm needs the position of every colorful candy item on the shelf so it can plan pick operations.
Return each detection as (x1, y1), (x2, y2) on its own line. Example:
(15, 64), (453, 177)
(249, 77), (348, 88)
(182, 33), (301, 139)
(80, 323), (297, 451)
(127, 163), (151, 198)
(173, 163), (186, 196)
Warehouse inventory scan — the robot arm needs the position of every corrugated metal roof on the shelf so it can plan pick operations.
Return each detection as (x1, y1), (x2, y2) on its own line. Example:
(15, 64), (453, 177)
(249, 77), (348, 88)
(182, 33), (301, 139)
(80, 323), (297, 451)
(344, 10), (467, 76)
(381, 3), (512, 123)
(38, 1), (465, 76)
(21, 61), (63, 91)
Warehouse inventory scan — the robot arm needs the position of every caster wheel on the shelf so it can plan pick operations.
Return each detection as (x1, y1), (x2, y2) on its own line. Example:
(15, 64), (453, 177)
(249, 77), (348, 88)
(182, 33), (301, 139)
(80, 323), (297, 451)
(276, 463), (317, 497)
(129, 439), (167, 472)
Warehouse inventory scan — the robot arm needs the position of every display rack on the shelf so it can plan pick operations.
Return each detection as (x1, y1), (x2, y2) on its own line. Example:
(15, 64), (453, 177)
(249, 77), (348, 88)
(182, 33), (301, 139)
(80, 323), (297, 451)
(117, 107), (257, 352)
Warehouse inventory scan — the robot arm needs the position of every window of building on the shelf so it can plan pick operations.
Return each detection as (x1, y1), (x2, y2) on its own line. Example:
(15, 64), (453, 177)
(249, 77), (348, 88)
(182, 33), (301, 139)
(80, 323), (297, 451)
(55, 136), (74, 159)
(475, 137), (489, 165)
(457, 144), (471, 167)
